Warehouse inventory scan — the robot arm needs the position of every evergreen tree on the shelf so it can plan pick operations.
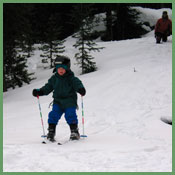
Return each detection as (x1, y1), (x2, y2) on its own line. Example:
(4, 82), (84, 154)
(72, 4), (104, 74)
(40, 14), (65, 68)
(101, 4), (148, 41)
(20, 25), (35, 58)
(102, 4), (116, 41)
(113, 4), (147, 40)
(3, 4), (35, 91)
(4, 41), (34, 90)
(17, 4), (35, 57)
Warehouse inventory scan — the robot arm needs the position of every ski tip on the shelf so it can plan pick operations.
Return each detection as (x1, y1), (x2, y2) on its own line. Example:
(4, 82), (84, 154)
(80, 135), (87, 138)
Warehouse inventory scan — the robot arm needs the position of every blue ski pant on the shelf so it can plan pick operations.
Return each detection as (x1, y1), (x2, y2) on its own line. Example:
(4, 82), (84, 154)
(48, 104), (78, 125)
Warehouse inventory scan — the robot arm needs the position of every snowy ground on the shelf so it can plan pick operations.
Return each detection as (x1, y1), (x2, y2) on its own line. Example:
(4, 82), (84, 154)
(3, 8), (172, 172)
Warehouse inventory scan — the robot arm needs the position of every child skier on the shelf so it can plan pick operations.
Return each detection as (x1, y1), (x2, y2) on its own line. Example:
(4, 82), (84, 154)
(32, 55), (86, 142)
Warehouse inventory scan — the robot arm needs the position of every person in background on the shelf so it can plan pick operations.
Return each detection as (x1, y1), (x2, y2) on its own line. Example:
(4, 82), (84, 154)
(155, 11), (172, 44)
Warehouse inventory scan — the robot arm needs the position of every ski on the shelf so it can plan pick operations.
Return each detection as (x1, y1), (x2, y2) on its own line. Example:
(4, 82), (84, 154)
(41, 135), (57, 144)
(57, 141), (69, 145)
(41, 140), (56, 144)
(42, 141), (47, 144)
(41, 135), (87, 145)
(57, 136), (87, 145)
(57, 140), (74, 145)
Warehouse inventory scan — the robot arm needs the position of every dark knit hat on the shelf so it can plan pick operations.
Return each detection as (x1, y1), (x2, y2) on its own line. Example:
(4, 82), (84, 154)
(55, 55), (70, 69)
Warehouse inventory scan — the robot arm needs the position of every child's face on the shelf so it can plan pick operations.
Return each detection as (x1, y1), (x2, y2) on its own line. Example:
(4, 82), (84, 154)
(57, 67), (66, 76)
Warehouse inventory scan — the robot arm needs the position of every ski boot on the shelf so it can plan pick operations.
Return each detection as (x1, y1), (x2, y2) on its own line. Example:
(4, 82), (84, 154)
(47, 123), (56, 142)
(69, 124), (80, 140)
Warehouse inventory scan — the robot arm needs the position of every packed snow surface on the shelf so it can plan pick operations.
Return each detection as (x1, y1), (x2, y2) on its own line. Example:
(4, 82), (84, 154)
(3, 8), (172, 172)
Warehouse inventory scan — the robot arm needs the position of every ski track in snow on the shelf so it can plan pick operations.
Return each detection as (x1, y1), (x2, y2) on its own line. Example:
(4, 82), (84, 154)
(3, 16), (172, 172)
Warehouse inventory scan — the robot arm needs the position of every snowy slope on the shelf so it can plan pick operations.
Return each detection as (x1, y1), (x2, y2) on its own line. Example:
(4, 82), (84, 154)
(3, 8), (172, 172)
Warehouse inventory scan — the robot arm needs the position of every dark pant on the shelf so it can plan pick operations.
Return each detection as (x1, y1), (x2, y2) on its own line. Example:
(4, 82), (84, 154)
(155, 32), (167, 43)
(48, 104), (78, 125)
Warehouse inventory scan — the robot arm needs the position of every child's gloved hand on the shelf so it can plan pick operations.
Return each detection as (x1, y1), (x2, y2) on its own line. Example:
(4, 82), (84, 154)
(32, 89), (44, 97)
(78, 88), (86, 96)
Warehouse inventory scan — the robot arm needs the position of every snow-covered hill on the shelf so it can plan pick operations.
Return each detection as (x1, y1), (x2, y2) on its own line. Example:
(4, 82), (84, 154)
(3, 8), (172, 172)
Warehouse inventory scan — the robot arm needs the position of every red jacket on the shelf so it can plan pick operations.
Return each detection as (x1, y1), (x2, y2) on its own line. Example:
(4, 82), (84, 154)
(155, 18), (172, 34)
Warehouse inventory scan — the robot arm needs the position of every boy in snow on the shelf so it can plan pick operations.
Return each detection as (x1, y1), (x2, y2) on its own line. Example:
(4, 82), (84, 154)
(155, 11), (172, 44)
(32, 55), (86, 142)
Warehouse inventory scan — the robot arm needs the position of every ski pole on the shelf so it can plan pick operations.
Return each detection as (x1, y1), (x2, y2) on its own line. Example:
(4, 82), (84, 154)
(37, 96), (47, 143)
(80, 96), (87, 138)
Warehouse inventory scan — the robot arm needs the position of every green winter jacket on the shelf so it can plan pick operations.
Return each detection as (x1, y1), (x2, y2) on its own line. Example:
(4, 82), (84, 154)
(40, 70), (84, 109)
